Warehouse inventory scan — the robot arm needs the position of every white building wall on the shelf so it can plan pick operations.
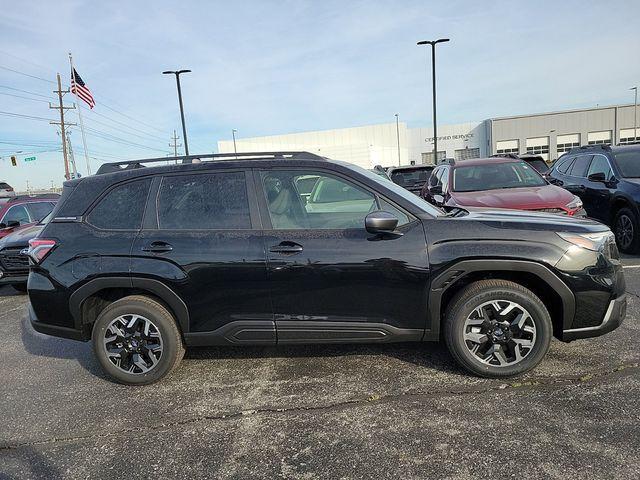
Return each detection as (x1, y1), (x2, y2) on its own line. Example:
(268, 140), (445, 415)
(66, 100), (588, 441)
(217, 121), (486, 169)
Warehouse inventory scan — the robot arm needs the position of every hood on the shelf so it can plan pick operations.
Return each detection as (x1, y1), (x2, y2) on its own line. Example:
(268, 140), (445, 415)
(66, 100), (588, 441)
(450, 185), (573, 210)
(0, 223), (43, 249)
(452, 207), (609, 234)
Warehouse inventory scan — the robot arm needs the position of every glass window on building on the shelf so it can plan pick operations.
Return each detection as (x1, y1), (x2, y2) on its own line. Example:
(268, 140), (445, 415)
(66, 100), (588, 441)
(556, 133), (580, 155)
(454, 147), (480, 161)
(587, 130), (612, 146)
(620, 128), (640, 145)
(421, 151), (446, 164)
(525, 137), (550, 161)
(496, 140), (519, 155)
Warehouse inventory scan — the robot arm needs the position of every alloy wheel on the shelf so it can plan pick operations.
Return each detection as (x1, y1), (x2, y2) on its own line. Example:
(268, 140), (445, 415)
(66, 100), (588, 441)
(103, 314), (163, 374)
(615, 214), (634, 250)
(463, 300), (537, 367)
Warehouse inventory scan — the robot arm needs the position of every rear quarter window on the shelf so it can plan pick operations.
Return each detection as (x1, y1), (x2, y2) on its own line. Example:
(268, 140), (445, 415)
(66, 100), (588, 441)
(87, 178), (151, 230)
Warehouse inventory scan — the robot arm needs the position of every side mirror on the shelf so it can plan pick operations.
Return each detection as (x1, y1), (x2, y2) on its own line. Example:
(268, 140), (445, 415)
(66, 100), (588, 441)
(587, 172), (606, 183)
(433, 194), (445, 205)
(365, 211), (399, 235)
(6, 220), (20, 228)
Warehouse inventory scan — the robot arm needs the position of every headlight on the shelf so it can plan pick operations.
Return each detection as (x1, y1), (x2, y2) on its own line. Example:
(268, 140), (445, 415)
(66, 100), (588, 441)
(557, 231), (614, 251)
(565, 196), (583, 210)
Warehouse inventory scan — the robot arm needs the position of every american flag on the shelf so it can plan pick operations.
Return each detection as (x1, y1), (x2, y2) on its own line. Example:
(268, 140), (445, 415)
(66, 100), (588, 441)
(71, 68), (95, 109)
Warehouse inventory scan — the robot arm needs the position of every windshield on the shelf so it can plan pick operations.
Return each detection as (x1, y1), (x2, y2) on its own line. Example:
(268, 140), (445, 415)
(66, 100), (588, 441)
(390, 167), (433, 187)
(614, 149), (640, 177)
(344, 163), (444, 217)
(453, 161), (546, 192)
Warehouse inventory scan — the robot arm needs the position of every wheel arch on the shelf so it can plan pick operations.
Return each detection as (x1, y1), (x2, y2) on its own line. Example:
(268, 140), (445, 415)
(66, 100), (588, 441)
(610, 194), (637, 224)
(427, 259), (575, 341)
(69, 277), (189, 334)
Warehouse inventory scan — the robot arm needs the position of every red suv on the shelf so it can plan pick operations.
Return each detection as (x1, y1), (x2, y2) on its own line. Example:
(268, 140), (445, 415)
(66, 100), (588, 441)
(421, 157), (585, 216)
(0, 194), (59, 240)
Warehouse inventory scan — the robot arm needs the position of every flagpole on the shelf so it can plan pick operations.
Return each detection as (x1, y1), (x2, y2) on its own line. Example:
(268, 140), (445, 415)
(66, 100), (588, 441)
(68, 52), (92, 175)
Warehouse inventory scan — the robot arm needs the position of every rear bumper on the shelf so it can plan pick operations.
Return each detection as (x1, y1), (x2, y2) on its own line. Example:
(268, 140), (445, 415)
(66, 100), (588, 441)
(562, 293), (626, 341)
(29, 303), (88, 341)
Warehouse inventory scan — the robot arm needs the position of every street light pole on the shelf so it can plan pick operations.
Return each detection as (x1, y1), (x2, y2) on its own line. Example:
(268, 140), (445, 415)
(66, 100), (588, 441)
(632, 86), (638, 143)
(163, 69), (191, 157)
(394, 114), (401, 166)
(417, 38), (450, 164)
(232, 129), (238, 158)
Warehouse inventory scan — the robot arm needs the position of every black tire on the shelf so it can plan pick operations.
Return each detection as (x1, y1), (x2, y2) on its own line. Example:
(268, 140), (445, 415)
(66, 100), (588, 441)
(10, 283), (27, 294)
(444, 280), (552, 378)
(613, 207), (640, 254)
(91, 295), (185, 385)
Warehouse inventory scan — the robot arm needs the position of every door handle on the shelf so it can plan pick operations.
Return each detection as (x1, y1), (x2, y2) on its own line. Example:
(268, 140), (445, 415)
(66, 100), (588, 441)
(269, 241), (303, 254)
(142, 241), (173, 253)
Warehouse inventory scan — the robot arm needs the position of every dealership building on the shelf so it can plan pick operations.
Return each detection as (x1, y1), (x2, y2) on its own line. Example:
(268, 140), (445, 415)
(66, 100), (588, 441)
(218, 103), (639, 169)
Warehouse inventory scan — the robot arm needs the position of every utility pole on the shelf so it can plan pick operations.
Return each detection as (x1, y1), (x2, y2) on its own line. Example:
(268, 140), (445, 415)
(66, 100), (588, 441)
(66, 131), (78, 178)
(632, 86), (638, 143)
(394, 114), (401, 166)
(169, 130), (182, 164)
(232, 129), (238, 158)
(49, 73), (76, 180)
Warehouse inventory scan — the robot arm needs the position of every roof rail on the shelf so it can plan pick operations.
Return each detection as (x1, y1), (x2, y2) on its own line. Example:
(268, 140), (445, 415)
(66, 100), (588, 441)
(6, 193), (60, 203)
(568, 144), (612, 153)
(490, 153), (520, 159)
(95, 151), (327, 175)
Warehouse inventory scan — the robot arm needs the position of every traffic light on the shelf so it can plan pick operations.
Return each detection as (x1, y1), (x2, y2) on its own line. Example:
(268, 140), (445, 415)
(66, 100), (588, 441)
(10, 156), (17, 167)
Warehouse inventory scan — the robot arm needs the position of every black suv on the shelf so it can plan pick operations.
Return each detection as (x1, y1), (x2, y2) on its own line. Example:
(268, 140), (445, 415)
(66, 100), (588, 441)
(28, 152), (626, 385)
(547, 145), (640, 253)
(387, 164), (435, 195)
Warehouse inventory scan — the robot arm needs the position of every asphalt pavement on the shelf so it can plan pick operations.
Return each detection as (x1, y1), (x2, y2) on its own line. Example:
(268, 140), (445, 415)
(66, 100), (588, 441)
(1, 260), (639, 479)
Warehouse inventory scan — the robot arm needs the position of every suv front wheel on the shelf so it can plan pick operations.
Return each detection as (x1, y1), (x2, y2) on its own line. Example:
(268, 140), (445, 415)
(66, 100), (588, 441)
(91, 295), (185, 385)
(444, 280), (552, 378)
(614, 207), (640, 254)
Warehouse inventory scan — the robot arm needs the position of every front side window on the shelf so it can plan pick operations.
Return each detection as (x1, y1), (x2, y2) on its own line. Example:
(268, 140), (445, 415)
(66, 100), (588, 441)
(87, 178), (151, 230)
(261, 170), (411, 230)
(1, 204), (30, 225)
(586, 155), (613, 181)
(453, 161), (546, 192)
(158, 172), (251, 230)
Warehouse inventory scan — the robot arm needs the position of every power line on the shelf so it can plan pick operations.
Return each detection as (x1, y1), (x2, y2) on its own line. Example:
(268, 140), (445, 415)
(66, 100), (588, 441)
(0, 110), (57, 122)
(0, 91), (51, 103)
(0, 64), (55, 84)
(0, 84), (53, 99)
(67, 108), (167, 142)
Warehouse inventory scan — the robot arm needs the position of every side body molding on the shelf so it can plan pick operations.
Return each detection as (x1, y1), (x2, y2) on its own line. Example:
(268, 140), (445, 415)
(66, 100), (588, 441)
(425, 259), (575, 341)
(69, 277), (190, 333)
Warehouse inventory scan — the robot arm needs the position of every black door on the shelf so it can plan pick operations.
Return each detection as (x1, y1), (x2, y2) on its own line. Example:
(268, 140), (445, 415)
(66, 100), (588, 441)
(255, 168), (430, 344)
(583, 154), (615, 223)
(131, 170), (273, 344)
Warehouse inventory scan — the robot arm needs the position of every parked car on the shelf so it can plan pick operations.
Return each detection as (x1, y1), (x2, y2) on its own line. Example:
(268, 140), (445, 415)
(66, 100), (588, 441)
(547, 144), (640, 253)
(0, 221), (45, 292)
(387, 164), (435, 195)
(0, 194), (59, 240)
(369, 165), (391, 180)
(491, 153), (551, 175)
(421, 157), (585, 216)
(0, 181), (16, 198)
(28, 152), (625, 385)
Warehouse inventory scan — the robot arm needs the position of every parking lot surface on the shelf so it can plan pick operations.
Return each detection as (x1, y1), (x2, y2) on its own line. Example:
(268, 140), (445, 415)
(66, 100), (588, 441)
(1, 259), (639, 479)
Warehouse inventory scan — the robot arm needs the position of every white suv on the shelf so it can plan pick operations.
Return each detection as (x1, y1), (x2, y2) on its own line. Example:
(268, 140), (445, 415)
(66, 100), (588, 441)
(0, 182), (16, 198)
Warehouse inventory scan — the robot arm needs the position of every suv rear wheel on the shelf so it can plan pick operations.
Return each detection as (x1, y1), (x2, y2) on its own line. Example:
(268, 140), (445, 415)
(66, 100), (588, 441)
(444, 280), (552, 378)
(91, 295), (185, 385)
(614, 207), (640, 254)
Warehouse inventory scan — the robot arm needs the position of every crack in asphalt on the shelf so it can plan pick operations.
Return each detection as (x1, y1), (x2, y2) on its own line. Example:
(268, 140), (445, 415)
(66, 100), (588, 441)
(1, 361), (638, 452)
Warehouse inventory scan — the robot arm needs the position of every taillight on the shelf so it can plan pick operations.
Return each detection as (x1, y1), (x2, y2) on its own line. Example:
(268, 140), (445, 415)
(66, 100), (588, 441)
(28, 238), (57, 263)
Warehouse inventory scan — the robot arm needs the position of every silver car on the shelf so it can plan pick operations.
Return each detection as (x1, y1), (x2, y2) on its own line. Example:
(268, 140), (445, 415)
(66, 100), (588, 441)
(0, 182), (15, 198)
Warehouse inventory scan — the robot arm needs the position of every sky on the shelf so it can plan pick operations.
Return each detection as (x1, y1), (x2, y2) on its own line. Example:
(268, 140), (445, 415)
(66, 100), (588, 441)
(1, 0), (639, 190)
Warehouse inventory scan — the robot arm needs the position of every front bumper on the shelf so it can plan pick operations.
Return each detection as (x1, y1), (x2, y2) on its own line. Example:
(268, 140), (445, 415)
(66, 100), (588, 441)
(0, 270), (28, 286)
(29, 303), (88, 341)
(562, 293), (627, 341)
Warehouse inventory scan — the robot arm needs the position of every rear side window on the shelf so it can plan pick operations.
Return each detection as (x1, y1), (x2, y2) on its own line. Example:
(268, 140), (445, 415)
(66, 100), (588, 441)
(26, 202), (55, 222)
(87, 178), (151, 230)
(556, 156), (575, 174)
(569, 155), (592, 177)
(158, 172), (251, 230)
